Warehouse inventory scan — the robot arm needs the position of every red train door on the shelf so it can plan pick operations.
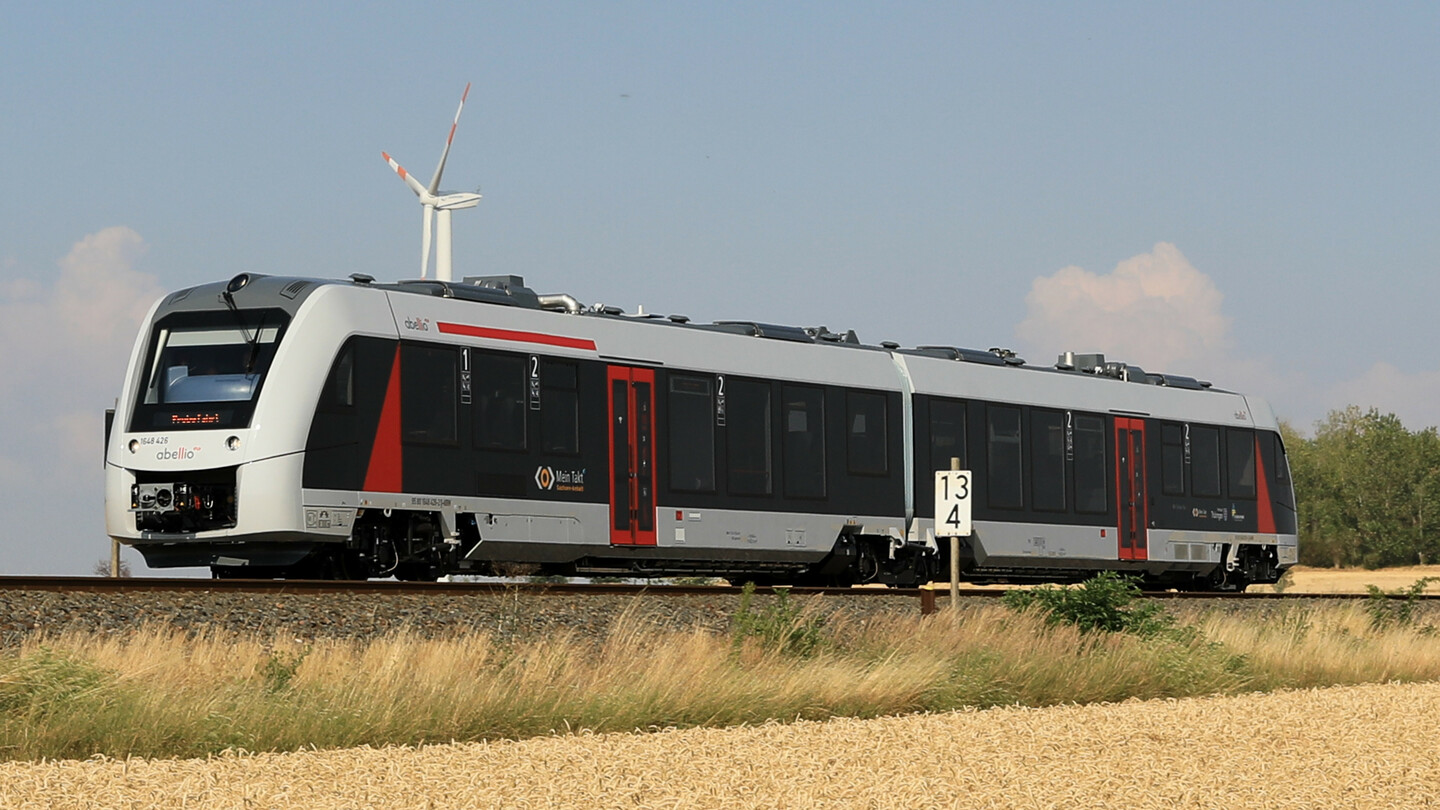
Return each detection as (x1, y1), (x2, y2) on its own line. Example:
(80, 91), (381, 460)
(607, 366), (657, 546)
(1115, 417), (1149, 561)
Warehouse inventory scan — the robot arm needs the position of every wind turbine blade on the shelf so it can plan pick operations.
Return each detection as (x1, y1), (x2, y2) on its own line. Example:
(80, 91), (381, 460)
(420, 204), (434, 279)
(383, 152), (428, 198)
(428, 82), (471, 196)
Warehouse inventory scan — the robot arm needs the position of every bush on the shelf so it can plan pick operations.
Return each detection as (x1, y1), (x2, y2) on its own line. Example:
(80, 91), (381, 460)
(1002, 572), (1176, 637)
(1364, 577), (1439, 630)
(730, 583), (827, 657)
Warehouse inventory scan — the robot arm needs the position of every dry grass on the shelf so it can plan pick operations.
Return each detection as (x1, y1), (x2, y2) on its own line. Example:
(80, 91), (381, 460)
(6, 592), (1440, 807)
(1198, 601), (1440, 688)
(1, 681), (1437, 809)
(0, 603), (1267, 762)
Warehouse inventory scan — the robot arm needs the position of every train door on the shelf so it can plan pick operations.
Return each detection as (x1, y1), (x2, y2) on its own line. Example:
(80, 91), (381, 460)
(607, 366), (657, 546)
(1114, 417), (1148, 561)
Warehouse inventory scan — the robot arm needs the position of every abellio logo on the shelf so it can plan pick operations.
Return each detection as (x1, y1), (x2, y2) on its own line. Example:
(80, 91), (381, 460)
(403, 316), (431, 332)
(156, 447), (197, 461)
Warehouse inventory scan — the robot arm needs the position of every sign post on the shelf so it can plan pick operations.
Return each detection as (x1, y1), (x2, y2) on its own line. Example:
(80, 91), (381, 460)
(934, 458), (972, 612)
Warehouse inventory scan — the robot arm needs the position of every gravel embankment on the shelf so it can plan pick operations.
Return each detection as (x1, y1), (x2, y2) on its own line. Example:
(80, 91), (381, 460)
(3, 587), (1432, 647)
(0, 588), (925, 647)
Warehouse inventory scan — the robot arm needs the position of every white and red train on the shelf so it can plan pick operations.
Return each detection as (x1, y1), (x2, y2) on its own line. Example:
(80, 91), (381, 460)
(104, 272), (1297, 587)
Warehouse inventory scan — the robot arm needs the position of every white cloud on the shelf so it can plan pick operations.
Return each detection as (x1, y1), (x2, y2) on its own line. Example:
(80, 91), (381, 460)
(0, 227), (164, 573)
(1014, 243), (1440, 432)
(1015, 242), (1231, 374)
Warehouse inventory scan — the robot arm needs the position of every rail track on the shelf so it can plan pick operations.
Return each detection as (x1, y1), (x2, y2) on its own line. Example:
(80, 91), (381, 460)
(0, 576), (1432, 616)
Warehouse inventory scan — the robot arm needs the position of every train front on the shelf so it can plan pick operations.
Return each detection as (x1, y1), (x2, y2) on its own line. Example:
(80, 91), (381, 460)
(104, 273), (331, 573)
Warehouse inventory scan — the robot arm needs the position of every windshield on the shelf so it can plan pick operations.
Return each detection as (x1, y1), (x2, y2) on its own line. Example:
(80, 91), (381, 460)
(143, 325), (281, 404)
(129, 309), (289, 431)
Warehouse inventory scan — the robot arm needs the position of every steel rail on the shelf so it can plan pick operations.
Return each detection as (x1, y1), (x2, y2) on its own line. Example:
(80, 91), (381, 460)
(0, 576), (937, 598)
(1, 576), (1435, 618)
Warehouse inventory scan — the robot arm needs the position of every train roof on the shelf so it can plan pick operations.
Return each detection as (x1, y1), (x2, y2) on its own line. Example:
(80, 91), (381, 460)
(159, 271), (1231, 396)
(361, 273), (1224, 395)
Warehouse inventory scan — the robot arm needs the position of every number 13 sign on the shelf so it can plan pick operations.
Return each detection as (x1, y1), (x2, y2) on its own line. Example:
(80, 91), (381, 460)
(934, 471), (972, 537)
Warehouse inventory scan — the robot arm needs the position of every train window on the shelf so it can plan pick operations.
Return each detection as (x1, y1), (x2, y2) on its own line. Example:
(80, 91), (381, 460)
(783, 385), (826, 499)
(1191, 426), (1222, 497)
(669, 375), (716, 492)
(846, 391), (888, 476)
(1227, 429), (1256, 499)
(401, 343), (457, 445)
(987, 405), (1023, 510)
(727, 379), (772, 495)
(1273, 433), (1291, 482)
(540, 360), (580, 455)
(474, 353), (526, 451)
(928, 398), (967, 473)
(1073, 414), (1107, 514)
(1161, 424), (1185, 496)
(321, 344), (354, 410)
(1031, 409), (1066, 512)
(142, 322), (282, 405)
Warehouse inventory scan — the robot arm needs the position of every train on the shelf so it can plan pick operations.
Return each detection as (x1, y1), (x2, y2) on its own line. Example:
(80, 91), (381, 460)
(103, 271), (1298, 588)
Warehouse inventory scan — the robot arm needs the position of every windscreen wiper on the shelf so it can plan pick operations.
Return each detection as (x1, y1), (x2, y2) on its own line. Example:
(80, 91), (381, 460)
(221, 278), (260, 373)
(244, 311), (269, 374)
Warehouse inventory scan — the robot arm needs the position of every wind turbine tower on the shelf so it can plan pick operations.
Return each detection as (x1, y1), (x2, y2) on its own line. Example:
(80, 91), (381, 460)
(382, 83), (482, 282)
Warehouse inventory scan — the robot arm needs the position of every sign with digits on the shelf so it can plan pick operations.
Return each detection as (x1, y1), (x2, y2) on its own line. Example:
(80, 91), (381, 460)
(934, 471), (972, 537)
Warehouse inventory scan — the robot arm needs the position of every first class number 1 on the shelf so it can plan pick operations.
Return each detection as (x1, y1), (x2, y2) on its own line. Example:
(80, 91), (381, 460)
(934, 470), (972, 537)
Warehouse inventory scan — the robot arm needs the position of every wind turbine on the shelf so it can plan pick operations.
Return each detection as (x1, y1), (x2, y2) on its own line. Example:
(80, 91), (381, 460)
(382, 83), (482, 282)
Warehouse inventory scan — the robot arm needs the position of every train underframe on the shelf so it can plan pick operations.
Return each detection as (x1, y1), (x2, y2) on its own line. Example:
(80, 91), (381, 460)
(197, 507), (1284, 591)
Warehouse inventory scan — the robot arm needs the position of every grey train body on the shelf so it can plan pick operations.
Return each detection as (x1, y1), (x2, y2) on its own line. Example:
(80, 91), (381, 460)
(104, 273), (1298, 588)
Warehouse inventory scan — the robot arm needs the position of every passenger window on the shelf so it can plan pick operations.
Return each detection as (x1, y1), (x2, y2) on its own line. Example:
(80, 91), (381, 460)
(928, 398), (967, 473)
(1191, 426), (1222, 497)
(1031, 409), (1066, 512)
(669, 375), (716, 492)
(783, 385), (826, 499)
(727, 379), (772, 496)
(987, 405), (1023, 509)
(1161, 424), (1185, 496)
(1228, 429), (1256, 499)
(401, 343), (457, 445)
(846, 391), (888, 476)
(321, 343), (354, 410)
(474, 353), (526, 451)
(540, 360), (580, 455)
(1073, 414), (1107, 514)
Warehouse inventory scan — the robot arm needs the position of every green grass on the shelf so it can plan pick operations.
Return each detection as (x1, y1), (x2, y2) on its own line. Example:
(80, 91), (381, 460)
(3, 594), (1440, 762)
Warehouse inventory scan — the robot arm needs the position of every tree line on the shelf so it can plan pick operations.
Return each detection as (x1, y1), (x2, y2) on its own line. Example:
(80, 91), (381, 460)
(1283, 406), (1440, 568)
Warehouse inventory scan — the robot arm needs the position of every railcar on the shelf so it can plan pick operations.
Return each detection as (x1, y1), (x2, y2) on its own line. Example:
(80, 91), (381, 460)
(104, 272), (1298, 588)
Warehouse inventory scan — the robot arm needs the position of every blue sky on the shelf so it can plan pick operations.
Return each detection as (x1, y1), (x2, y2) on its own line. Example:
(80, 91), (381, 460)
(2, 2), (1437, 574)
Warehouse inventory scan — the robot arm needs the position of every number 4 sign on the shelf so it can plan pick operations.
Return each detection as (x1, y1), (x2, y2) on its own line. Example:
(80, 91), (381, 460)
(934, 470), (972, 537)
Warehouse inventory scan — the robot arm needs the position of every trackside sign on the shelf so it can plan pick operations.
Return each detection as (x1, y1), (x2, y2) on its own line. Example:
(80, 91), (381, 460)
(934, 470), (972, 537)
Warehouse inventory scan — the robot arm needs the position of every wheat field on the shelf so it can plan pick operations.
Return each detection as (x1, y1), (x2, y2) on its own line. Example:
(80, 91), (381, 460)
(2, 680), (1437, 809)
(1255, 564), (1440, 594)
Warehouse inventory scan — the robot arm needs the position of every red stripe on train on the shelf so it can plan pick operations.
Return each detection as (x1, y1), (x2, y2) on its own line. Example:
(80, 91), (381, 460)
(437, 322), (597, 351)
(1254, 437), (1277, 535)
(362, 348), (403, 492)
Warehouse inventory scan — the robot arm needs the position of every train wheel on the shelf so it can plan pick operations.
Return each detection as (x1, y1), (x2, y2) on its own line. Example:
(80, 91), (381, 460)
(856, 542), (881, 584)
(211, 564), (288, 580)
(314, 550), (370, 581)
(394, 562), (440, 582)
(909, 552), (938, 588)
